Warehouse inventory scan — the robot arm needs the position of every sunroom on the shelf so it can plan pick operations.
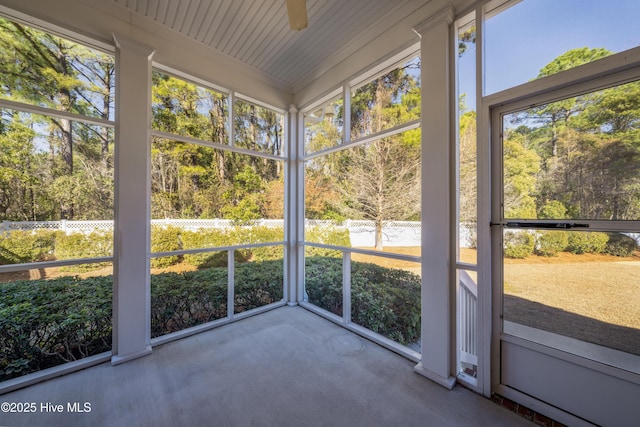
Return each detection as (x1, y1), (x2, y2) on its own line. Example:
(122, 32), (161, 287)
(0, 0), (639, 426)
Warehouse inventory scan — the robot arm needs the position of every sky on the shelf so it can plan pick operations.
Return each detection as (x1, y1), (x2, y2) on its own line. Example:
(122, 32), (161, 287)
(459, 0), (640, 109)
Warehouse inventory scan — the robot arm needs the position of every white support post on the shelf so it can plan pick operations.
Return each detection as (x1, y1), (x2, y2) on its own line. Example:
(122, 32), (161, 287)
(111, 34), (155, 365)
(413, 5), (457, 389)
(296, 107), (306, 303)
(286, 105), (299, 305)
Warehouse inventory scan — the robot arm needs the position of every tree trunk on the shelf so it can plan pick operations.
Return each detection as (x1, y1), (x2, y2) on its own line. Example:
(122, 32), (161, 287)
(375, 220), (383, 250)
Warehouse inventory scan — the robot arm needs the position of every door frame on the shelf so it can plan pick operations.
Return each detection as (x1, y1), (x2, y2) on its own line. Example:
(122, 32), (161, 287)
(480, 53), (640, 425)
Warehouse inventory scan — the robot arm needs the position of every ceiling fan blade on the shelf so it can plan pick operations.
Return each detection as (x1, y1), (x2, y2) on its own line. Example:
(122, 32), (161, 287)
(286, 0), (308, 31)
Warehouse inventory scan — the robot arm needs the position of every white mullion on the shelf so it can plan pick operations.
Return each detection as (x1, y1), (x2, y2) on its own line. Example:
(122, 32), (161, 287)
(0, 257), (113, 273)
(228, 91), (235, 147)
(302, 119), (421, 161)
(0, 98), (114, 128)
(151, 130), (283, 161)
(227, 249), (235, 320)
(343, 83), (351, 144)
(342, 250), (351, 324)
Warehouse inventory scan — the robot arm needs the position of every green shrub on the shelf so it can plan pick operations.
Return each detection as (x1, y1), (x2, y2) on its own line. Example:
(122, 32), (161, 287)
(54, 231), (113, 272)
(351, 262), (421, 344)
(1, 259), (287, 380)
(503, 231), (534, 259)
(539, 200), (567, 219)
(605, 233), (637, 257)
(250, 245), (285, 261)
(150, 269), (227, 337)
(0, 230), (58, 264)
(0, 276), (112, 381)
(535, 231), (568, 256)
(566, 232), (608, 254)
(182, 228), (238, 268)
(234, 225), (284, 244)
(234, 259), (284, 313)
(150, 225), (182, 268)
(305, 226), (351, 258)
(234, 225), (284, 262)
(150, 259), (283, 336)
(304, 256), (420, 345)
(304, 256), (343, 314)
(182, 226), (285, 267)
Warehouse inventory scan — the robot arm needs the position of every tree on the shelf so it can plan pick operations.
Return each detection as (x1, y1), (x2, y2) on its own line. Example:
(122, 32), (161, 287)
(505, 47), (640, 221)
(150, 71), (285, 221)
(314, 58), (422, 250)
(337, 137), (420, 249)
(0, 17), (114, 221)
(502, 130), (540, 219)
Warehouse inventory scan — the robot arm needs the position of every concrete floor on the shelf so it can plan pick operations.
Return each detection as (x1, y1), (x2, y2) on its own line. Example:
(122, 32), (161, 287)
(0, 306), (531, 427)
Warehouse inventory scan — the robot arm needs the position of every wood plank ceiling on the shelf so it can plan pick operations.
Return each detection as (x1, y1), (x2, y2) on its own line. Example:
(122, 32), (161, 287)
(112, 0), (423, 92)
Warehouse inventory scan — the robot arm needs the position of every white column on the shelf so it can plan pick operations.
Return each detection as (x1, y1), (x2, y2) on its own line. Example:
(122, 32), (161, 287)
(413, 5), (457, 389)
(286, 105), (299, 305)
(111, 34), (155, 365)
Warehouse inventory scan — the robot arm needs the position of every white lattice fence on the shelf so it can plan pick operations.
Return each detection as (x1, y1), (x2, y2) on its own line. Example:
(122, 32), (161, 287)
(2, 219), (429, 246)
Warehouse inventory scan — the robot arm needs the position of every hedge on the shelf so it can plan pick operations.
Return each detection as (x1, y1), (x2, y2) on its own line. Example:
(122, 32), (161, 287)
(1, 257), (421, 382)
(55, 231), (113, 272)
(0, 260), (284, 381)
(150, 225), (182, 268)
(181, 226), (285, 268)
(304, 256), (421, 345)
(0, 230), (58, 265)
(605, 233), (637, 257)
(0, 276), (112, 380)
(535, 230), (568, 257)
(566, 231), (609, 254)
(503, 231), (535, 259)
(305, 226), (351, 258)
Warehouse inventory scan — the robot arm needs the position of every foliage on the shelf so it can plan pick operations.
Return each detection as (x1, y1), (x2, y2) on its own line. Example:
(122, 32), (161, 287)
(536, 47), (611, 78)
(150, 269), (227, 337)
(1, 261), (286, 380)
(234, 260), (284, 313)
(181, 226), (284, 268)
(306, 58), (421, 250)
(503, 231), (535, 259)
(459, 110), (477, 227)
(150, 225), (182, 268)
(305, 226), (351, 258)
(605, 233), (637, 257)
(182, 228), (241, 268)
(539, 200), (567, 219)
(304, 256), (343, 314)
(503, 136), (540, 219)
(54, 231), (113, 271)
(0, 230), (57, 264)
(0, 276), (112, 380)
(304, 256), (421, 345)
(535, 231), (568, 257)
(566, 232), (609, 254)
(0, 17), (114, 222)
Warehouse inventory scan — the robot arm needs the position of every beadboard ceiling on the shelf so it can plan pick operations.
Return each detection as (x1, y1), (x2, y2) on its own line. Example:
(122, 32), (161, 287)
(112, 0), (429, 92)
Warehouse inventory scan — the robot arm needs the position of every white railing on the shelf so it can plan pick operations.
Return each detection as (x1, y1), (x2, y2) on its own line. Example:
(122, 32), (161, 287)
(458, 270), (478, 367)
